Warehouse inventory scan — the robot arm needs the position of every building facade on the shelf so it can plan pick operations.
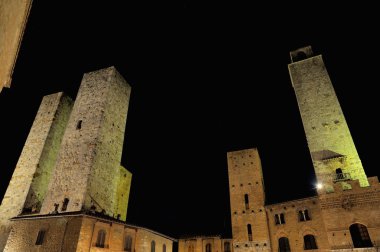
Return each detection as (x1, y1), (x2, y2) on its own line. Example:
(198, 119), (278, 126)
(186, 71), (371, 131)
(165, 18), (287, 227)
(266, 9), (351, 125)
(0, 66), (175, 251)
(180, 47), (380, 252)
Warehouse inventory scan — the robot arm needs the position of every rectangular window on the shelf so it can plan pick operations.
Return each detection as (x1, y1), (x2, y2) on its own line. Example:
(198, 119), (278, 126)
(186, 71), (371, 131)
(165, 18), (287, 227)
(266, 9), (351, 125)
(35, 230), (46, 245)
(61, 198), (69, 211)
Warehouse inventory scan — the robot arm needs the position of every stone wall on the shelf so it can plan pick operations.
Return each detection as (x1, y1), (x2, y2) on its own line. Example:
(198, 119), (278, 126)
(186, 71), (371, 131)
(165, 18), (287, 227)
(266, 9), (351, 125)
(78, 216), (174, 252)
(266, 196), (330, 252)
(41, 67), (132, 219)
(0, 92), (73, 251)
(288, 47), (368, 188)
(0, 0), (32, 91)
(4, 216), (82, 252)
(115, 166), (132, 221)
(318, 176), (380, 250)
(178, 236), (233, 252)
(4, 215), (175, 252)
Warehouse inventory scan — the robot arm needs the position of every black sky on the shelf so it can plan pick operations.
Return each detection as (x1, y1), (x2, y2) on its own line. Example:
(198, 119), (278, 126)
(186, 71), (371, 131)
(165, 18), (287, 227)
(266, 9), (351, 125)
(1, 2), (380, 238)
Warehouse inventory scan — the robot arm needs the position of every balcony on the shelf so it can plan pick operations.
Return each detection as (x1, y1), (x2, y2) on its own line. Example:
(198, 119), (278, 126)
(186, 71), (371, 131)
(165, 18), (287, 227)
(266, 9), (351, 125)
(333, 173), (351, 182)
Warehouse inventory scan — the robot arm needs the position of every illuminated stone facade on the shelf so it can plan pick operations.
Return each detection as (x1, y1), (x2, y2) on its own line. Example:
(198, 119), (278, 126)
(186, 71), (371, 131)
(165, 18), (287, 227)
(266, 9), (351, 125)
(0, 66), (175, 251)
(180, 47), (380, 252)
(0, 0), (32, 92)
(40, 67), (132, 220)
(178, 236), (233, 252)
(0, 92), (73, 250)
(4, 214), (174, 252)
(289, 46), (368, 189)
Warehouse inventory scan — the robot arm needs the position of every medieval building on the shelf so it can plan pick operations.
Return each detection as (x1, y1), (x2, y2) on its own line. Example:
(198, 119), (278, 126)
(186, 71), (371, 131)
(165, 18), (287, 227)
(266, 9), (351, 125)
(0, 66), (175, 251)
(179, 46), (380, 252)
(1, 46), (380, 252)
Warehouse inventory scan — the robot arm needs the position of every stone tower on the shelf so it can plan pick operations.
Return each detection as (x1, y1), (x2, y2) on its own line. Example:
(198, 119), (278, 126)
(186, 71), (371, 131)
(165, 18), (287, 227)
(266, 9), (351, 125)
(227, 148), (270, 251)
(40, 67), (132, 220)
(288, 46), (369, 190)
(0, 93), (73, 251)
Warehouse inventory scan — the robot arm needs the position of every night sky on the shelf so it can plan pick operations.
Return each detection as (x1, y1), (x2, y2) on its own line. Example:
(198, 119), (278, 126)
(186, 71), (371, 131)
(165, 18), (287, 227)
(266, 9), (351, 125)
(1, 2), (380, 239)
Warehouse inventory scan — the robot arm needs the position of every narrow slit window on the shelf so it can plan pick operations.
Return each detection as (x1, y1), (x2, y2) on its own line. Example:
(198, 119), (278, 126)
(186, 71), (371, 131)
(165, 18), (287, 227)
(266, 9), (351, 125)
(247, 224), (252, 241)
(35, 230), (46, 245)
(244, 194), (249, 210)
(61, 198), (69, 211)
(76, 120), (82, 130)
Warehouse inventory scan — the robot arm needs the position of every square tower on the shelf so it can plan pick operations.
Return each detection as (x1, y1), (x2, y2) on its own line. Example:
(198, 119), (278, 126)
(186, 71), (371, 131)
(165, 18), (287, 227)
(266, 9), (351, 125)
(40, 67), (132, 220)
(288, 46), (369, 190)
(0, 92), (73, 251)
(227, 148), (270, 251)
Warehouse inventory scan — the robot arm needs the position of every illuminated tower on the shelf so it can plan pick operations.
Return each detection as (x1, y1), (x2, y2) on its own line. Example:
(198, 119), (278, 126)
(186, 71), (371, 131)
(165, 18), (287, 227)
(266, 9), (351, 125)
(0, 92), (73, 251)
(40, 66), (132, 220)
(227, 148), (270, 251)
(288, 46), (369, 190)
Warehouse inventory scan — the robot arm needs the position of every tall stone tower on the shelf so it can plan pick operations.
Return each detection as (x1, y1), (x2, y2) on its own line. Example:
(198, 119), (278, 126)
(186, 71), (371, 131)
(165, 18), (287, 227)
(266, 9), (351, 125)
(0, 92), (73, 251)
(227, 148), (270, 251)
(40, 67), (132, 220)
(288, 46), (369, 190)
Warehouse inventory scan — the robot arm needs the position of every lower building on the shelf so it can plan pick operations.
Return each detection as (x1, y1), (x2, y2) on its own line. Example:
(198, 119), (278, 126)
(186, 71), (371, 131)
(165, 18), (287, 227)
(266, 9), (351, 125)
(4, 211), (175, 252)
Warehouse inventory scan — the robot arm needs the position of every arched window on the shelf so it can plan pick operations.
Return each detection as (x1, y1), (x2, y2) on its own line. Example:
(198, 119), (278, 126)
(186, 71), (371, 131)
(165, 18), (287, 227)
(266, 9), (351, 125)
(188, 244), (194, 252)
(206, 243), (212, 252)
(280, 213), (285, 224)
(349, 224), (372, 248)
(296, 51), (307, 61)
(151, 241), (156, 252)
(278, 237), (291, 252)
(224, 241), (231, 252)
(163, 244), (166, 252)
(244, 194), (249, 210)
(96, 229), (106, 248)
(304, 235), (318, 250)
(124, 235), (132, 252)
(247, 224), (252, 241)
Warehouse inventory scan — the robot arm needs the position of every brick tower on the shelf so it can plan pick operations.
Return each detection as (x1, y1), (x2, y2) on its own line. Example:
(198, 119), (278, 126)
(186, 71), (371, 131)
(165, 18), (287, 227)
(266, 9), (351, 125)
(227, 148), (270, 251)
(288, 46), (369, 191)
(40, 67), (132, 220)
(0, 93), (73, 251)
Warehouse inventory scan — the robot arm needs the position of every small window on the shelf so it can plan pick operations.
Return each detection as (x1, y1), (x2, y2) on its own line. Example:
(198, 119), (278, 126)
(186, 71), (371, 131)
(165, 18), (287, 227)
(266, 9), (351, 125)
(206, 243), (212, 252)
(279, 237), (291, 252)
(299, 209), (311, 222)
(124, 235), (132, 252)
(244, 194), (249, 210)
(224, 242), (231, 252)
(151, 240), (156, 252)
(35, 230), (46, 245)
(275, 213), (285, 225)
(299, 210), (305, 221)
(96, 229), (106, 248)
(61, 198), (69, 211)
(304, 209), (311, 220)
(163, 244), (166, 252)
(247, 224), (252, 241)
(76, 120), (82, 129)
(304, 235), (318, 250)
